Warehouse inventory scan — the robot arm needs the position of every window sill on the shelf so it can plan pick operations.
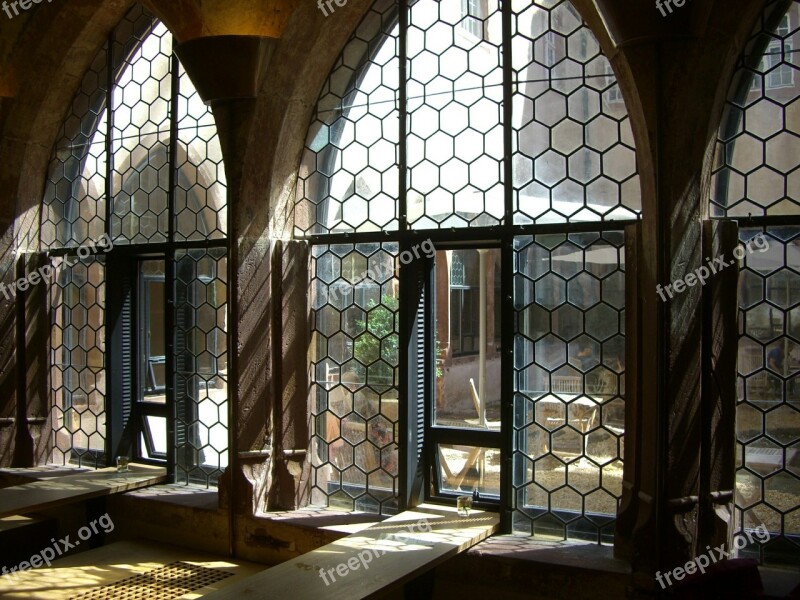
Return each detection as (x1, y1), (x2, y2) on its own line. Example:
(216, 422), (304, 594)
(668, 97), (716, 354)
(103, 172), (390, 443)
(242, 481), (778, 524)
(260, 505), (389, 534)
(119, 483), (220, 510)
(465, 534), (629, 573)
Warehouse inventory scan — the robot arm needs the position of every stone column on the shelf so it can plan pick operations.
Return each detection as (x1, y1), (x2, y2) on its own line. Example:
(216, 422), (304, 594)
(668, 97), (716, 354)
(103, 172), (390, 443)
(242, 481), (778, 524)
(176, 35), (276, 517)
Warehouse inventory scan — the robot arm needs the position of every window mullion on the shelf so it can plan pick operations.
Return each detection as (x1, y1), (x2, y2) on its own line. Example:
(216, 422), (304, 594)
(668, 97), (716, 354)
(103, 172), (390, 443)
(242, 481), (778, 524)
(164, 52), (181, 482)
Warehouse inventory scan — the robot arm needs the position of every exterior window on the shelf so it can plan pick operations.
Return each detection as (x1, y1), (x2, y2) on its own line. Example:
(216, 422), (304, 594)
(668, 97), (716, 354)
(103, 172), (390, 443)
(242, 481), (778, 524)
(751, 15), (794, 91)
(460, 0), (483, 38)
(605, 64), (624, 104)
(44, 4), (229, 486)
(449, 251), (480, 356)
(541, 31), (559, 67)
(299, 0), (638, 542)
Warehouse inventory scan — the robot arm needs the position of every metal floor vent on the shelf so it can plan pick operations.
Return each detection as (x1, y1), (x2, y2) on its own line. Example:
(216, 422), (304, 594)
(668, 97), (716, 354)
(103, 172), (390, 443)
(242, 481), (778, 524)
(68, 561), (234, 600)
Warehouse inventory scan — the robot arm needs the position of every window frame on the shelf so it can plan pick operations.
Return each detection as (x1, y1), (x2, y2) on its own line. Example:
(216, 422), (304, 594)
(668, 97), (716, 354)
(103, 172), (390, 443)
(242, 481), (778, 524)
(299, 0), (638, 539)
(43, 7), (230, 486)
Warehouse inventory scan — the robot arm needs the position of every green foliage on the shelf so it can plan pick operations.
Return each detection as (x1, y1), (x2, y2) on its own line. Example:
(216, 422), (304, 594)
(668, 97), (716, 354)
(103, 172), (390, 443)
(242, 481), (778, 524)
(353, 294), (445, 379)
(354, 295), (399, 373)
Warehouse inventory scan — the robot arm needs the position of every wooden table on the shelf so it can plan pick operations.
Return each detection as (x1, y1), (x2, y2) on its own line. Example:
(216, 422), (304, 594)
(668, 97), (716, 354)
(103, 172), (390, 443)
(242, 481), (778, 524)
(0, 464), (167, 519)
(199, 503), (499, 600)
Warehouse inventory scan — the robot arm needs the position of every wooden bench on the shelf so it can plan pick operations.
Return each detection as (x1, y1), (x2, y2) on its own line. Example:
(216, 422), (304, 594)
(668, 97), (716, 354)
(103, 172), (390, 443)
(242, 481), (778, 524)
(0, 463), (167, 519)
(199, 503), (499, 600)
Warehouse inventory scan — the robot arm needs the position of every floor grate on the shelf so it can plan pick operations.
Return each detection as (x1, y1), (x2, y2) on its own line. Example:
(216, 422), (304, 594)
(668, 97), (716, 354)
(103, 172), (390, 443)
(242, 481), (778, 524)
(68, 561), (234, 600)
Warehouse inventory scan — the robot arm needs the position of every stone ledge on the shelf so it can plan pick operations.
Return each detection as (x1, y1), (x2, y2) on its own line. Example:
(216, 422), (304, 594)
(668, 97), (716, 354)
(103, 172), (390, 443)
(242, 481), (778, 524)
(437, 536), (631, 600)
(466, 535), (630, 573)
(121, 483), (220, 511)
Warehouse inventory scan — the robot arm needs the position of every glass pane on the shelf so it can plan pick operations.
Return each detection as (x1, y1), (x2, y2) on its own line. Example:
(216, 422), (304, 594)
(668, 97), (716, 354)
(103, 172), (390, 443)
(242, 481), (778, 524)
(110, 20), (173, 244)
(175, 62), (228, 241)
(407, 0), (504, 229)
(140, 260), (166, 402)
(511, 0), (640, 224)
(310, 243), (400, 513)
(710, 8), (800, 219)
(512, 231), (625, 541)
(174, 248), (229, 485)
(50, 257), (107, 467)
(735, 226), (800, 563)
(142, 415), (167, 458)
(42, 49), (108, 249)
(434, 248), (501, 430)
(295, 0), (400, 236)
(438, 444), (500, 497)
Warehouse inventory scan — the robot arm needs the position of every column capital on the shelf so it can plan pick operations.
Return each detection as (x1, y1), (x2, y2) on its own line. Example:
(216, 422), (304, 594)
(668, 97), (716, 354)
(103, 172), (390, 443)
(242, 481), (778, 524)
(175, 35), (276, 103)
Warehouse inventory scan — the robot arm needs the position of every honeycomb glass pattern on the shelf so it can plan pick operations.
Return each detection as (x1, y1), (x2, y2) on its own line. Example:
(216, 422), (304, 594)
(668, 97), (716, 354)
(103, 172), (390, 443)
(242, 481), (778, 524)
(310, 243), (400, 513)
(735, 227), (800, 565)
(511, 0), (640, 223)
(295, 0), (640, 235)
(407, 0), (504, 228)
(110, 16), (172, 244)
(712, 0), (800, 566)
(43, 4), (229, 485)
(295, 0), (400, 236)
(42, 51), (108, 249)
(512, 231), (626, 541)
(711, 1), (800, 219)
(174, 249), (229, 485)
(176, 63), (228, 241)
(50, 258), (106, 468)
(43, 3), (227, 249)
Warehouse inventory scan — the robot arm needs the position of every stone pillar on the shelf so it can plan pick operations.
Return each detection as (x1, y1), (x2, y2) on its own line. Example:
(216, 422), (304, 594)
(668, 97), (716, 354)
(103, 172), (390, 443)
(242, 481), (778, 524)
(0, 228), (17, 467)
(19, 252), (51, 467)
(271, 239), (311, 510)
(175, 35), (276, 517)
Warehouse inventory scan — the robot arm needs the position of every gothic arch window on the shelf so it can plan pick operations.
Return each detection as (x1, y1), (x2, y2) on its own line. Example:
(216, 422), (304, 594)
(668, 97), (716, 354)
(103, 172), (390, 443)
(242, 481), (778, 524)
(43, 5), (229, 486)
(711, 0), (800, 566)
(298, 0), (639, 541)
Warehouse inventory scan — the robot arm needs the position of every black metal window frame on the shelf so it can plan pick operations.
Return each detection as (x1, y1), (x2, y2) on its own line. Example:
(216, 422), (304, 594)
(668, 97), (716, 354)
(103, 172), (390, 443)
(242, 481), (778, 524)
(424, 239), (503, 508)
(140, 263), (167, 397)
(712, 0), (800, 566)
(308, 226), (633, 533)
(300, 0), (639, 534)
(44, 7), (230, 484)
